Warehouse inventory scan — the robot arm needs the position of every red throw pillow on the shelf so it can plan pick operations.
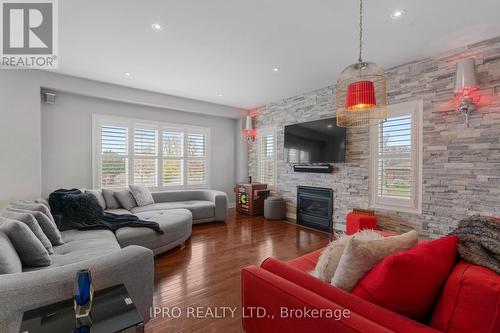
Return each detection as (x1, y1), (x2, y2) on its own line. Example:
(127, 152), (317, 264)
(352, 235), (458, 320)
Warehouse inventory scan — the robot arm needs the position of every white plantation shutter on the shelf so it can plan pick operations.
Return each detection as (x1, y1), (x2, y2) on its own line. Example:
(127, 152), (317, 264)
(370, 100), (422, 213)
(162, 130), (184, 185)
(187, 132), (207, 185)
(257, 128), (276, 185)
(378, 115), (412, 198)
(133, 127), (158, 187)
(100, 125), (128, 187)
(94, 115), (210, 189)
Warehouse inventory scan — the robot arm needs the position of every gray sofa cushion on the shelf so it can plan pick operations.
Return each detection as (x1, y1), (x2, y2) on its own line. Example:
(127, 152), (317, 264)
(0, 217), (51, 267)
(104, 208), (132, 215)
(24, 229), (120, 271)
(114, 190), (137, 210)
(0, 231), (22, 274)
(6, 208), (64, 246)
(10, 202), (55, 224)
(130, 200), (215, 220)
(102, 188), (121, 209)
(151, 190), (228, 222)
(129, 185), (154, 206)
(115, 209), (192, 255)
(1, 210), (54, 254)
(85, 189), (106, 210)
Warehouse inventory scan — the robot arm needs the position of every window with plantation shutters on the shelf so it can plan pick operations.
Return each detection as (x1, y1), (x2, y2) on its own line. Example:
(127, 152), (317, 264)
(187, 132), (206, 185)
(133, 127), (158, 187)
(257, 128), (276, 186)
(93, 115), (210, 190)
(162, 130), (183, 186)
(100, 125), (128, 187)
(370, 100), (423, 213)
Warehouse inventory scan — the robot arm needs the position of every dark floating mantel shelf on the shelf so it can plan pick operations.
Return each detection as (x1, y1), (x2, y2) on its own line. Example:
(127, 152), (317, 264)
(292, 164), (333, 174)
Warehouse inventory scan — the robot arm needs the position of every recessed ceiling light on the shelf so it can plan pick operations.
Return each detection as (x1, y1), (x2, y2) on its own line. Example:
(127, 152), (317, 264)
(124, 72), (131, 76)
(327, 124), (333, 128)
(390, 9), (406, 19)
(217, 93), (223, 97)
(151, 23), (163, 31)
(272, 67), (280, 72)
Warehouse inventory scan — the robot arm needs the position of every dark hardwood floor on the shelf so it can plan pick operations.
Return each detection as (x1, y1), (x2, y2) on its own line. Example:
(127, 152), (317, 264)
(146, 209), (331, 332)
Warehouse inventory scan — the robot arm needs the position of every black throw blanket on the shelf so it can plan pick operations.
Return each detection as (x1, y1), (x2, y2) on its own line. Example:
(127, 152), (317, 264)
(49, 189), (163, 234)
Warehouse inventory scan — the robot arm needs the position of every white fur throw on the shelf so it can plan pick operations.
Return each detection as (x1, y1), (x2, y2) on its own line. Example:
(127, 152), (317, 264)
(310, 229), (382, 282)
(332, 230), (418, 292)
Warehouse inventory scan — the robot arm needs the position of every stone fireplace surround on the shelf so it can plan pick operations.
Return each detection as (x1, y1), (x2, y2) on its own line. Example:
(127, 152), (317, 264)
(248, 36), (500, 239)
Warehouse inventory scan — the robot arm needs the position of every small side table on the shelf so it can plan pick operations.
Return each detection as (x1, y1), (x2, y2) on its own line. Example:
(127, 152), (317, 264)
(19, 284), (144, 333)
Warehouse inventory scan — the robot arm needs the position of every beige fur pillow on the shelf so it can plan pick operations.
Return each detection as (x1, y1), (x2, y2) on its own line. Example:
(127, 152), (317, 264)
(310, 230), (382, 282)
(332, 230), (418, 292)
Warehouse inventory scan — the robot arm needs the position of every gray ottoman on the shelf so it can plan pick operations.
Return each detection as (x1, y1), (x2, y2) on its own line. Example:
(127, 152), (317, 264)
(264, 197), (287, 220)
(114, 209), (192, 255)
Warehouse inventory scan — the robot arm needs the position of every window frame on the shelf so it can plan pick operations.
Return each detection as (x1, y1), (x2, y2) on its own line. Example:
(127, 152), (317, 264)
(256, 127), (277, 187)
(92, 114), (211, 190)
(369, 100), (423, 214)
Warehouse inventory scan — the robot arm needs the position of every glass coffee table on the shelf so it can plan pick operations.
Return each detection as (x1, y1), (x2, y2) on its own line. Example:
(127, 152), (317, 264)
(20, 284), (144, 333)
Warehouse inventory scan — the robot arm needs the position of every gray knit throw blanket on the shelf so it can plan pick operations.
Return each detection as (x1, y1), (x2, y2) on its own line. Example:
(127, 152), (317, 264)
(452, 215), (500, 274)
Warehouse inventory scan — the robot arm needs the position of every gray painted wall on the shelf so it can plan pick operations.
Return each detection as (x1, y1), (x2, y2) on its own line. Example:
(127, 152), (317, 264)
(249, 35), (500, 239)
(0, 71), (241, 206)
(41, 92), (237, 203)
(0, 71), (42, 207)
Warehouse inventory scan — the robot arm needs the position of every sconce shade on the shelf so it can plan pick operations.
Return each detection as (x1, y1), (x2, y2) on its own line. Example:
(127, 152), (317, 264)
(454, 58), (479, 94)
(245, 115), (253, 131)
(346, 80), (377, 111)
(243, 115), (256, 142)
(337, 62), (388, 128)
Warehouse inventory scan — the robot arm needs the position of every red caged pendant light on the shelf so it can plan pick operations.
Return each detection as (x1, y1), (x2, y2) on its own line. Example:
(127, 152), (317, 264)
(336, 0), (388, 128)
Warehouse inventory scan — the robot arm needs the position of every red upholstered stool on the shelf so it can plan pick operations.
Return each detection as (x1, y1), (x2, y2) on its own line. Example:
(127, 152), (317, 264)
(346, 212), (377, 235)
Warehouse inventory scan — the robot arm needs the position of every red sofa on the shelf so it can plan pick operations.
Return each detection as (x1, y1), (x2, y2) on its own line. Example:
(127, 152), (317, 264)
(241, 238), (500, 333)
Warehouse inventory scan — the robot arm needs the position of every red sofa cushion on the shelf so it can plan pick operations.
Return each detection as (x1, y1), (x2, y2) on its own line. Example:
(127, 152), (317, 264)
(352, 235), (458, 320)
(430, 260), (500, 333)
(264, 257), (439, 333)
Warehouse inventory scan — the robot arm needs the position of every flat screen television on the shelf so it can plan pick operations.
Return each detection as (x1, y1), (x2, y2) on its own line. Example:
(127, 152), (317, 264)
(284, 118), (346, 163)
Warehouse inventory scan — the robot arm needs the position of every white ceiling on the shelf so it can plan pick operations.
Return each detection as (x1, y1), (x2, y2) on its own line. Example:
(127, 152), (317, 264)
(56, 0), (500, 110)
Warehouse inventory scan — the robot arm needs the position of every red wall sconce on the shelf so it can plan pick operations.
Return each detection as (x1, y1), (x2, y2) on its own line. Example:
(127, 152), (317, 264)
(243, 115), (256, 143)
(454, 58), (479, 127)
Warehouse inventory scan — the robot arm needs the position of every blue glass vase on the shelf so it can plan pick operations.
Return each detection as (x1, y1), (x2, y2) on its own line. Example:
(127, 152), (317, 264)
(75, 316), (93, 333)
(74, 269), (94, 318)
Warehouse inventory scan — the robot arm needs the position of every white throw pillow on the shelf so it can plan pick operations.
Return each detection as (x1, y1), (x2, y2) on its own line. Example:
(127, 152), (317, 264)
(10, 202), (55, 224)
(332, 230), (418, 292)
(102, 188), (121, 209)
(85, 189), (106, 210)
(1, 210), (54, 254)
(0, 217), (51, 267)
(6, 208), (64, 246)
(310, 230), (382, 282)
(129, 185), (154, 207)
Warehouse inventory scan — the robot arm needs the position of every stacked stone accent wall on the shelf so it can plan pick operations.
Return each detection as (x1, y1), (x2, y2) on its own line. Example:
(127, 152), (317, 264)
(249, 36), (500, 238)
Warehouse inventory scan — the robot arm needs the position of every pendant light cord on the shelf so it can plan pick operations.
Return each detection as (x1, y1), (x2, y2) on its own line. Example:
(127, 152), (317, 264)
(358, 0), (363, 63)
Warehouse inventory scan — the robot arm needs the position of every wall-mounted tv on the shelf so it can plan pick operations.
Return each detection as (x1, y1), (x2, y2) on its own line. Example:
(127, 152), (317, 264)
(284, 118), (346, 163)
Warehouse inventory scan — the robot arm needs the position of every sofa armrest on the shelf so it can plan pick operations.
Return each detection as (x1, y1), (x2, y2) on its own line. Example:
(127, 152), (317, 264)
(241, 266), (393, 333)
(202, 190), (228, 222)
(261, 258), (441, 333)
(0, 245), (154, 333)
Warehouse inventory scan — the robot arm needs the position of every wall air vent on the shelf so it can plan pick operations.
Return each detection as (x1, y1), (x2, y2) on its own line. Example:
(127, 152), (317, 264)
(41, 91), (56, 104)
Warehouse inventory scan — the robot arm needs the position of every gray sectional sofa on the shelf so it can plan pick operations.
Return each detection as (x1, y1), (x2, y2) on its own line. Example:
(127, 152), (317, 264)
(0, 189), (228, 332)
(108, 189), (228, 254)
